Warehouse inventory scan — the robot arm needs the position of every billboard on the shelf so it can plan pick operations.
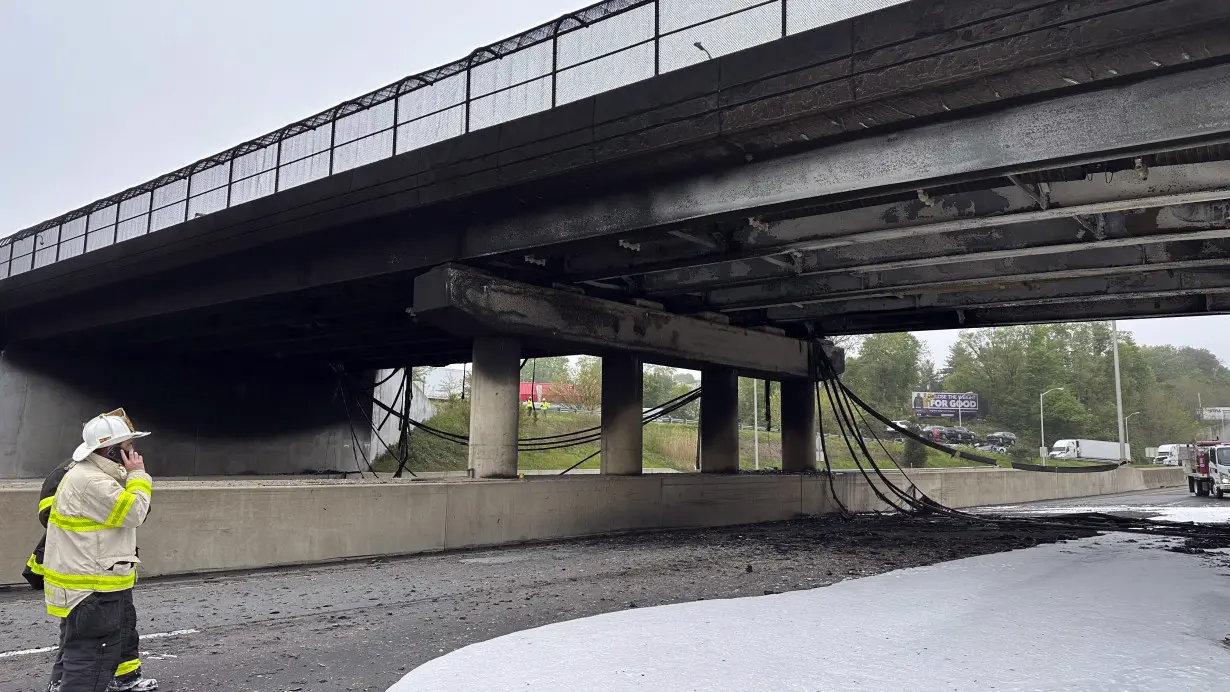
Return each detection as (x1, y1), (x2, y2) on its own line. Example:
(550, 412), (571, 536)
(911, 392), (979, 418)
(1199, 407), (1230, 422)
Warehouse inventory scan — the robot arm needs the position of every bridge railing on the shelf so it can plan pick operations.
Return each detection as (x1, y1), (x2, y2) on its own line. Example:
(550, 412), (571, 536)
(0, 0), (902, 282)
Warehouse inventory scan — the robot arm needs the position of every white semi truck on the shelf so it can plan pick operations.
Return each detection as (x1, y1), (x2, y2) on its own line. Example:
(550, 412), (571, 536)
(1048, 439), (1129, 462)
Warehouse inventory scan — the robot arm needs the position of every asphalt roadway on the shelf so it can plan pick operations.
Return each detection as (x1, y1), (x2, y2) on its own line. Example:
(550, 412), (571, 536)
(0, 488), (1205, 692)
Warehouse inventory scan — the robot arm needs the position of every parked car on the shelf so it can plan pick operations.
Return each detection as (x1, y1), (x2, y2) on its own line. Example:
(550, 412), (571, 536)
(949, 427), (976, 445)
(986, 432), (1018, 447)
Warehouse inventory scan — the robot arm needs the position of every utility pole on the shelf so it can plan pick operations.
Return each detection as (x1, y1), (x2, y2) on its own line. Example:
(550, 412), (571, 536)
(1111, 320), (1127, 462)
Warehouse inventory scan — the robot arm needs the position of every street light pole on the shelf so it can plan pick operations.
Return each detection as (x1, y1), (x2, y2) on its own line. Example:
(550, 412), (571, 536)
(957, 391), (974, 428)
(1112, 320), (1128, 462)
(1125, 411), (1142, 460)
(752, 380), (759, 470)
(1040, 387), (1065, 463)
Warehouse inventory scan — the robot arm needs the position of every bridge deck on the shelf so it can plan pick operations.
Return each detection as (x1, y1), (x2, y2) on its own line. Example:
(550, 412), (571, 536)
(2, 0), (1230, 366)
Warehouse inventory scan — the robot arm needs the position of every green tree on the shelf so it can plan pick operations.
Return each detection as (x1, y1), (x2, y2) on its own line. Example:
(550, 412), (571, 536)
(668, 382), (700, 421)
(842, 333), (922, 414)
(520, 357), (570, 384)
(942, 322), (1168, 453)
(902, 437), (928, 468)
(673, 371), (699, 386)
(643, 365), (679, 408)
(916, 359), (940, 392)
(568, 356), (602, 410)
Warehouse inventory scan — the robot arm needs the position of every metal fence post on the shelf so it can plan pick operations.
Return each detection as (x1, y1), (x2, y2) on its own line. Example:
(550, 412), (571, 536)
(464, 65), (473, 133)
(328, 117), (337, 176)
(392, 85), (402, 156)
(274, 139), (283, 193)
(654, 0), (661, 75)
(551, 32), (559, 108)
(224, 161), (234, 209)
(183, 170), (193, 222)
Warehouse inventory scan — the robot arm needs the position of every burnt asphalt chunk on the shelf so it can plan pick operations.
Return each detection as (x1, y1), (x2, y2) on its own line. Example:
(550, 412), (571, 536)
(0, 516), (1093, 691)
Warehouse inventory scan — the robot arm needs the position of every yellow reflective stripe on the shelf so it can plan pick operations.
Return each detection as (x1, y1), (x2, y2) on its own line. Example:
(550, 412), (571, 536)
(26, 553), (45, 575)
(39, 495), (55, 513)
(115, 659), (141, 676)
(46, 604), (71, 618)
(105, 491), (137, 527)
(126, 479), (152, 497)
(48, 511), (108, 532)
(42, 568), (135, 592)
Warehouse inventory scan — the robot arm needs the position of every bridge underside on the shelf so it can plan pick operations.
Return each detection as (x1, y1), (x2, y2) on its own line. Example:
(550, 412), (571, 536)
(4, 0), (1230, 477)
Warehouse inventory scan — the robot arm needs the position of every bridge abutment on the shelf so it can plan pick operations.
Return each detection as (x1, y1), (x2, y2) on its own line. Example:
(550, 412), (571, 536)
(0, 347), (363, 479)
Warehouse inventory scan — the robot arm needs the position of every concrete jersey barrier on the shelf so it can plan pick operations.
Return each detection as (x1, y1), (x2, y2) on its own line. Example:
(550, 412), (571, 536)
(0, 466), (1187, 586)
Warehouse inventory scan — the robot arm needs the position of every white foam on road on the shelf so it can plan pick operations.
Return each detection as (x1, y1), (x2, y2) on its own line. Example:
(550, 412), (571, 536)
(0, 629), (197, 659)
(390, 537), (1230, 691)
(984, 504), (1230, 523)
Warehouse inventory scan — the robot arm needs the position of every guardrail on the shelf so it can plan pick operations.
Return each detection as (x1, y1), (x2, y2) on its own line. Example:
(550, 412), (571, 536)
(0, 0), (903, 282)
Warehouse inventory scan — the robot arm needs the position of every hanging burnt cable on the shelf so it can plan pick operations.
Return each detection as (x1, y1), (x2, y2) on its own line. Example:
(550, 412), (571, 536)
(335, 365), (702, 454)
(361, 375), (700, 450)
(819, 354), (936, 514)
(819, 373), (913, 514)
(332, 370), (378, 478)
(558, 388), (704, 474)
(374, 368), (403, 387)
(374, 368), (407, 433)
(807, 345), (915, 513)
(813, 378), (852, 518)
(807, 345), (1230, 540)
(354, 372), (417, 478)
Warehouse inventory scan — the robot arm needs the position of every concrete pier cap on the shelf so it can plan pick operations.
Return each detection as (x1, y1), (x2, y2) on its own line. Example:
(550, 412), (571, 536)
(412, 264), (844, 380)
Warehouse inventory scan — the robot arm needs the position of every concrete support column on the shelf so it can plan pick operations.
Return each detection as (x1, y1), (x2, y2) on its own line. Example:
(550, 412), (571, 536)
(780, 379), (817, 472)
(700, 367), (739, 473)
(468, 337), (521, 479)
(601, 354), (644, 475)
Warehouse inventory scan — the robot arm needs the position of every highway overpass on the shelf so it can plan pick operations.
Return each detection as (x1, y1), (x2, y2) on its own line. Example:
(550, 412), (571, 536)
(3, 0), (1230, 477)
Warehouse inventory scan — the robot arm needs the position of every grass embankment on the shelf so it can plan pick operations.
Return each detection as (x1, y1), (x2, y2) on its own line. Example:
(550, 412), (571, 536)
(373, 400), (1015, 473)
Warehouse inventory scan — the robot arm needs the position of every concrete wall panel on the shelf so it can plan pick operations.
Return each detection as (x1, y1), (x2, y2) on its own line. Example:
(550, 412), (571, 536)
(0, 348), (364, 478)
(443, 477), (665, 549)
(660, 475), (802, 527)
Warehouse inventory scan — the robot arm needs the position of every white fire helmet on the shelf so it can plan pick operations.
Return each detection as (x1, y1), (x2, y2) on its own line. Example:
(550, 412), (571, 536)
(72, 408), (151, 462)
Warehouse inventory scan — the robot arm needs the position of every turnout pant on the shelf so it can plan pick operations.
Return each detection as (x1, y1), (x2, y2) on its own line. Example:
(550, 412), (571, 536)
(51, 594), (142, 684)
(49, 590), (136, 692)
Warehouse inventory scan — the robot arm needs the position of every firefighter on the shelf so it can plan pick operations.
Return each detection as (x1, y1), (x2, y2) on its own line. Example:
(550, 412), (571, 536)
(41, 410), (156, 692)
(25, 454), (157, 692)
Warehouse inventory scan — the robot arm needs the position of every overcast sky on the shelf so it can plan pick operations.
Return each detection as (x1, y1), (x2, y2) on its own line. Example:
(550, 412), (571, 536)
(3, 0), (1229, 366)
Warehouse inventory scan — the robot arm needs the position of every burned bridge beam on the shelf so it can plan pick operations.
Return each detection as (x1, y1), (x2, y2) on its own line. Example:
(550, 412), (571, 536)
(412, 265), (843, 380)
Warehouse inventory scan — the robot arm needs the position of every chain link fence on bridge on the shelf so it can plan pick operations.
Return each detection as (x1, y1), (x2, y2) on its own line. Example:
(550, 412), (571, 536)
(0, 0), (904, 281)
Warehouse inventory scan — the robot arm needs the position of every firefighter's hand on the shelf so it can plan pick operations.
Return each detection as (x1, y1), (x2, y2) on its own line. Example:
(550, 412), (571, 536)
(121, 449), (145, 472)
